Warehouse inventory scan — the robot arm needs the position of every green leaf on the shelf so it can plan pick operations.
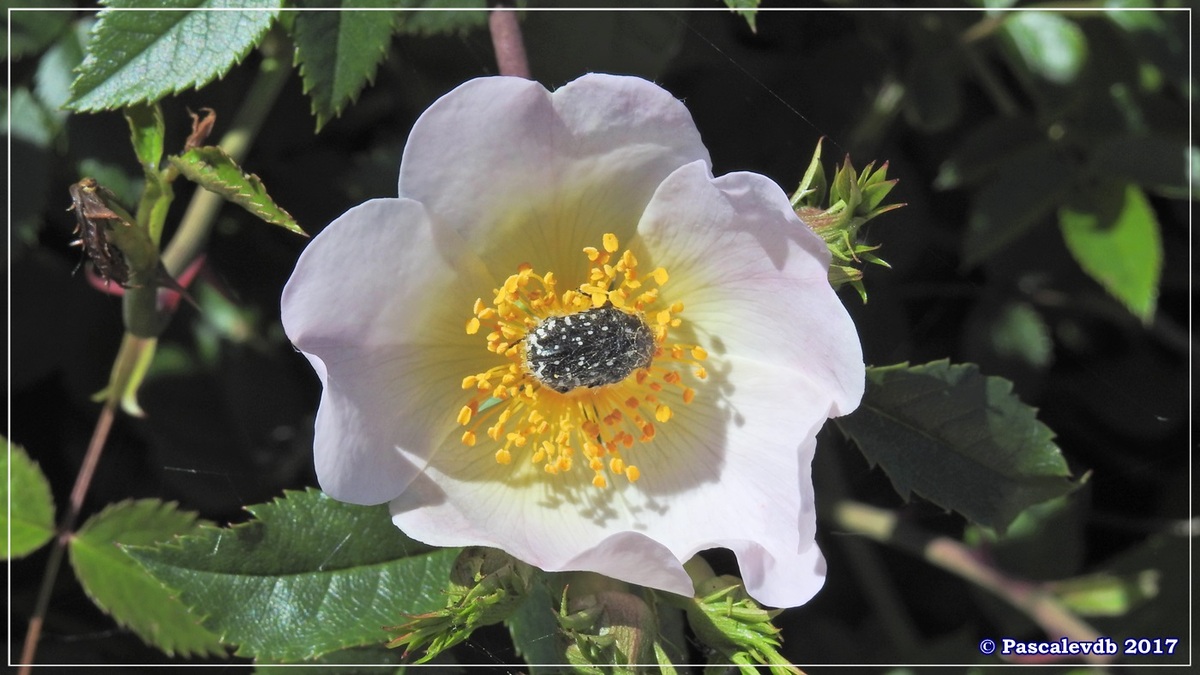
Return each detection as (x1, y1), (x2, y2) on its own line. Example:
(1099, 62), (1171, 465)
(1059, 183), (1162, 324)
(67, 0), (282, 112)
(126, 488), (460, 661)
(722, 0), (760, 32)
(291, 2), (397, 131)
(506, 576), (566, 673)
(170, 145), (305, 235)
(1089, 135), (1194, 200)
(124, 103), (174, 243)
(391, 1), (486, 38)
(1001, 11), (1087, 85)
(69, 499), (225, 656)
(836, 360), (1080, 533)
(7, 4), (73, 59)
(3, 438), (56, 559)
(990, 302), (1053, 369)
(962, 142), (1075, 267)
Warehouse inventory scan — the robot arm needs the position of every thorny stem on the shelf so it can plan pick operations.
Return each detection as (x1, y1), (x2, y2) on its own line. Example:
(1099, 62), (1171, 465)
(18, 36), (292, 669)
(831, 501), (1115, 666)
(488, 3), (531, 79)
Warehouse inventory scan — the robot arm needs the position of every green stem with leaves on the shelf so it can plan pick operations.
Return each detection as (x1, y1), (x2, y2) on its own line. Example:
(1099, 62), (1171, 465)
(18, 38), (291, 670)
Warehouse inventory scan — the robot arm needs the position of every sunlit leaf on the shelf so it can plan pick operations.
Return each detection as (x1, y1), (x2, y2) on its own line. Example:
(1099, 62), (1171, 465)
(67, 0), (282, 112)
(722, 0), (760, 32)
(991, 302), (1053, 368)
(3, 438), (56, 559)
(1060, 183), (1162, 324)
(126, 489), (459, 661)
(1001, 11), (1087, 84)
(70, 499), (225, 656)
(836, 360), (1081, 533)
(170, 145), (305, 235)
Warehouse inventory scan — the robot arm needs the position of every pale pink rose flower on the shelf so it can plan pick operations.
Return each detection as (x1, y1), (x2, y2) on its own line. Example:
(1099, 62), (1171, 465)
(281, 74), (864, 608)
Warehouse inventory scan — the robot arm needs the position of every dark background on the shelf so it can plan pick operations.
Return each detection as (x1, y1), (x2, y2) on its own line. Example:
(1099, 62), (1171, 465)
(9, 4), (1192, 669)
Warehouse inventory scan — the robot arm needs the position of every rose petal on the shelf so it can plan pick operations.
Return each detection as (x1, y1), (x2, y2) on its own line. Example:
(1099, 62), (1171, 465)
(635, 161), (866, 416)
(397, 74), (711, 288)
(282, 199), (496, 504)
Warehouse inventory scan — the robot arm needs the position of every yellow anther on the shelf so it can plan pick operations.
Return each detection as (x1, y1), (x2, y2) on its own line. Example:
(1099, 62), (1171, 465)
(603, 232), (619, 253)
(457, 232), (706, 489)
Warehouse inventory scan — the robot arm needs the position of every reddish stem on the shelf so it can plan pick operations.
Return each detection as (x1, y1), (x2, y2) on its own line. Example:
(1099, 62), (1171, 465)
(488, 4), (531, 79)
(20, 403), (117, 672)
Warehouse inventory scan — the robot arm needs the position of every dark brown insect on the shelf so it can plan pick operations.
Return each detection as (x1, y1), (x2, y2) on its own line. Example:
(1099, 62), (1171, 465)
(68, 178), (132, 287)
(67, 178), (199, 309)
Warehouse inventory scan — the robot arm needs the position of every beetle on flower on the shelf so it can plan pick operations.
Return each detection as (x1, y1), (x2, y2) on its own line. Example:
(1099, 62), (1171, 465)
(281, 73), (864, 608)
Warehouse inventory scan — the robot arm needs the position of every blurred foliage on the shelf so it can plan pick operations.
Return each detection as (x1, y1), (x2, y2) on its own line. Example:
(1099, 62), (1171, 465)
(7, 1), (1190, 668)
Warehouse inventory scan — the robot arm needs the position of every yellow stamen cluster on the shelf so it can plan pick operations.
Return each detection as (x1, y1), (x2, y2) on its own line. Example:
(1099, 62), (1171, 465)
(459, 233), (707, 488)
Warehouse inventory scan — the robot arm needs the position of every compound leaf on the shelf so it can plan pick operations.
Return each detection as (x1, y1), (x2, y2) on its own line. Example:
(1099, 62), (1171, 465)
(126, 488), (458, 661)
(69, 499), (225, 657)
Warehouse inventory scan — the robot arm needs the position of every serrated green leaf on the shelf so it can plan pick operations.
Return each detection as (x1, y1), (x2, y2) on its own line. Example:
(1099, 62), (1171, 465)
(3, 438), (56, 559)
(170, 145), (305, 235)
(291, 2), (396, 131)
(126, 488), (459, 661)
(836, 360), (1080, 533)
(69, 499), (225, 656)
(67, 0), (282, 112)
(722, 0), (760, 32)
(1001, 11), (1087, 85)
(1060, 183), (1162, 324)
(392, 1), (485, 37)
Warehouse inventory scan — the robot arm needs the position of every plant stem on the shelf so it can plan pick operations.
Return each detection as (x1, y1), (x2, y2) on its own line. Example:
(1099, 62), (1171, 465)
(19, 400), (116, 673)
(488, 3), (530, 79)
(18, 35), (292, 669)
(831, 501), (1116, 665)
(163, 34), (292, 276)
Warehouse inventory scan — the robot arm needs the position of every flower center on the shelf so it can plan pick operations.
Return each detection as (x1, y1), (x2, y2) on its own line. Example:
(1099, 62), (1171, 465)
(523, 306), (656, 393)
(459, 233), (708, 489)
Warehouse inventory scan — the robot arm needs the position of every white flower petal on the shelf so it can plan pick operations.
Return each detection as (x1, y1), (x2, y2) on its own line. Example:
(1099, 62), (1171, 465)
(287, 74), (868, 608)
(281, 199), (495, 504)
(397, 74), (711, 288)
(635, 161), (866, 416)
